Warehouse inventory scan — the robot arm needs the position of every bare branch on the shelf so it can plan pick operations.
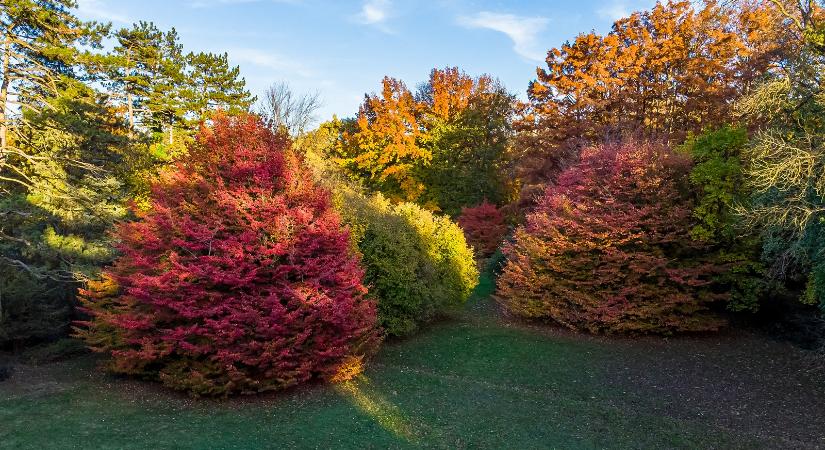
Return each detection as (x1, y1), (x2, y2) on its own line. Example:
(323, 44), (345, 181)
(259, 81), (322, 138)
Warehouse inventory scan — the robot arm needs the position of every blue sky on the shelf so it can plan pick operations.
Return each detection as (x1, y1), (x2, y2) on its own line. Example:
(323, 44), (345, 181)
(76, 0), (654, 121)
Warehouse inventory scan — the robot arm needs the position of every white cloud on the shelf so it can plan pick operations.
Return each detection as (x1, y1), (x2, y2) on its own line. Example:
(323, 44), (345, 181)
(458, 11), (548, 62)
(228, 48), (316, 79)
(355, 0), (393, 32)
(76, 0), (131, 24)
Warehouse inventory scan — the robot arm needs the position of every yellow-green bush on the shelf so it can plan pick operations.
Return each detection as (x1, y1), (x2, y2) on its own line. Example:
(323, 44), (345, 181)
(300, 124), (478, 336)
(335, 189), (478, 336)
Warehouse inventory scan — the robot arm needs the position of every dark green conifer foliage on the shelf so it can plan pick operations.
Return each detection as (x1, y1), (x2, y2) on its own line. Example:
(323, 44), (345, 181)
(186, 51), (255, 119)
(0, 0), (128, 346)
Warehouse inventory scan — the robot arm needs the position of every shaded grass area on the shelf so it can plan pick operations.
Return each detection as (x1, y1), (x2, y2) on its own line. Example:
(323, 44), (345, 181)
(0, 268), (820, 449)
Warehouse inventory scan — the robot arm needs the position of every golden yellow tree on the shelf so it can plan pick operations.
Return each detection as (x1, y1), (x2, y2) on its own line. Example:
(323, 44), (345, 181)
(334, 68), (514, 211)
(335, 76), (427, 202)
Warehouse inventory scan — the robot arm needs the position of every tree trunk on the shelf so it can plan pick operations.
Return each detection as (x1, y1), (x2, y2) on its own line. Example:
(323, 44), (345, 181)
(0, 32), (12, 163)
(127, 91), (134, 133)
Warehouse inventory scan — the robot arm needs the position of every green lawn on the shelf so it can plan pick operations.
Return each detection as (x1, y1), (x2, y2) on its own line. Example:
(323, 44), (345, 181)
(0, 269), (816, 449)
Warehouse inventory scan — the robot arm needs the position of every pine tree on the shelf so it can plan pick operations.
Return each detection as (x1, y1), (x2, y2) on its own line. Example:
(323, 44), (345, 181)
(186, 51), (254, 121)
(147, 28), (187, 147)
(0, 0), (106, 160)
(0, 0), (134, 345)
(106, 22), (185, 136)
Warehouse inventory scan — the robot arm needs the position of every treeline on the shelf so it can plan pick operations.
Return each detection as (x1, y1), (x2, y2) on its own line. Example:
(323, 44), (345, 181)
(496, 0), (825, 332)
(326, 68), (515, 216)
(314, 0), (825, 332)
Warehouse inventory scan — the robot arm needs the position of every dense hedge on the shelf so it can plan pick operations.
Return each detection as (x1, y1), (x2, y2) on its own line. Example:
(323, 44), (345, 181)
(335, 189), (479, 337)
(76, 116), (378, 396)
(497, 142), (726, 334)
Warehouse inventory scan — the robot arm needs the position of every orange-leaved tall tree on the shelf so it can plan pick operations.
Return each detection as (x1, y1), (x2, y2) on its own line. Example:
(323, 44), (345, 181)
(334, 76), (427, 202)
(516, 0), (789, 196)
(332, 67), (514, 214)
(417, 68), (515, 215)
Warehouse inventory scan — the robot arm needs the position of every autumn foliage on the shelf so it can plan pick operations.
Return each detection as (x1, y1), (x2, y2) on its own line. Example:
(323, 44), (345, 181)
(335, 189), (478, 337)
(300, 128), (479, 337)
(332, 67), (513, 213)
(516, 0), (787, 194)
(76, 116), (378, 395)
(335, 77), (427, 202)
(496, 141), (726, 334)
(457, 201), (508, 257)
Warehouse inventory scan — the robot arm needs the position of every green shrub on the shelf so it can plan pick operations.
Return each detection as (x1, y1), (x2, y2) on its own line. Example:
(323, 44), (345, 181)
(301, 127), (479, 336)
(335, 189), (479, 336)
(680, 126), (767, 312)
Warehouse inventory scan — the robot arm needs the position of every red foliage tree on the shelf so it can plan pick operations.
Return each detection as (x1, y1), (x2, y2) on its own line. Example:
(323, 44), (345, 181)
(457, 201), (508, 257)
(496, 141), (726, 334)
(77, 115), (378, 395)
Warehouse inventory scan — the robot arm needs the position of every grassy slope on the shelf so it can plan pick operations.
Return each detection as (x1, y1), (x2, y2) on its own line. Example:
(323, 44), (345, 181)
(0, 269), (799, 449)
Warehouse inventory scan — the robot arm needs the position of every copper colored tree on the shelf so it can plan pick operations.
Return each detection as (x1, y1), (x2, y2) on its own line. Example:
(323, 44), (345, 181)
(497, 141), (726, 334)
(516, 0), (788, 193)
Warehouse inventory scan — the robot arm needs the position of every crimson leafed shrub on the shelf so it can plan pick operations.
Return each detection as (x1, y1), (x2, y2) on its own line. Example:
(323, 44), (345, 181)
(457, 201), (507, 257)
(496, 141), (726, 334)
(76, 115), (378, 396)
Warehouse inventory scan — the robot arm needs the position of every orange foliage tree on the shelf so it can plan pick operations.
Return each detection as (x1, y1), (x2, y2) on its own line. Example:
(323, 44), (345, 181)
(334, 76), (428, 202)
(417, 69), (514, 215)
(516, 0), (788, 194)
(424, 67), (491, 121)
(332, 68), (514, 212)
